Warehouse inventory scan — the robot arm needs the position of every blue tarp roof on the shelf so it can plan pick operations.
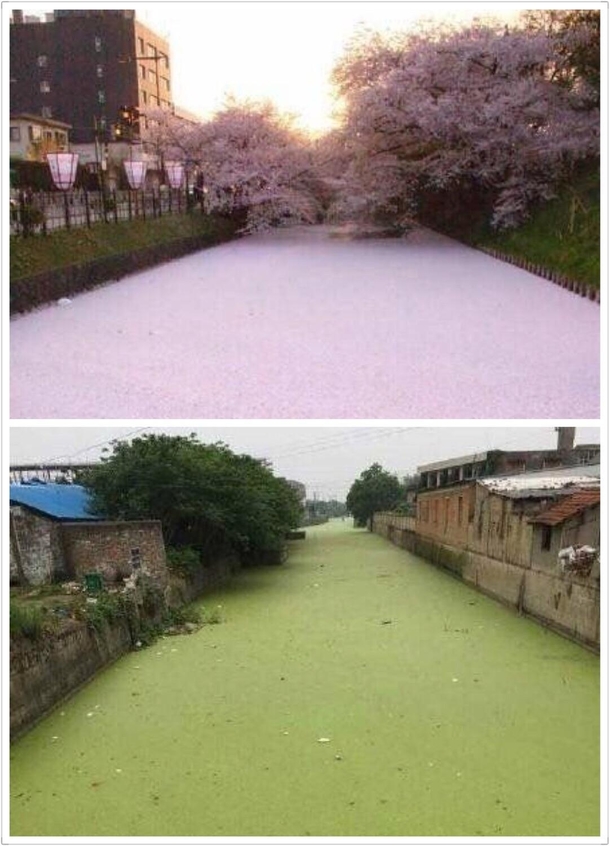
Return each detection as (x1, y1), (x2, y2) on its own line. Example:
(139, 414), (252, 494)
(9, 483), (104, 521)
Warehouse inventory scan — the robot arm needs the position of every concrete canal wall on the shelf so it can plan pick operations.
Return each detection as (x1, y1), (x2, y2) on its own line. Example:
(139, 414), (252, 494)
(10, 553), (240, 740)
(10, 617), (133, 740)
(372, 513), (600, 650)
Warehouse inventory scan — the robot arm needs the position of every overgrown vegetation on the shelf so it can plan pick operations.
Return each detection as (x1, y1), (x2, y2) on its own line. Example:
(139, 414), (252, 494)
(476, 167), (600, 289)
(78, 434), (302, 565)
(10, 601), (47, 641)
(10, 212), (238, 281)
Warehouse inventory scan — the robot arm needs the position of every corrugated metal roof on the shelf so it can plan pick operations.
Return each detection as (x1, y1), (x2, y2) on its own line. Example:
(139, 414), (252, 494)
(529, 489), (601, 526)
(9, 483), (103, 521)
(479, 473), (599, 495)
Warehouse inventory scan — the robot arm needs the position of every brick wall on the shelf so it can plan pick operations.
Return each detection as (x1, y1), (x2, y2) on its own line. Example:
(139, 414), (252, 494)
(60, 520), (168, 590)
(416, 483), (475, 549)
(9, 507), (67, 585)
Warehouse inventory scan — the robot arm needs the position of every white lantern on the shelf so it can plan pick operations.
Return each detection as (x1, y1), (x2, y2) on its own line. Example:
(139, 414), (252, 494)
(124, 160), (147, 190)
(165, 160), (184, 189)
(46, 151), (79, 190)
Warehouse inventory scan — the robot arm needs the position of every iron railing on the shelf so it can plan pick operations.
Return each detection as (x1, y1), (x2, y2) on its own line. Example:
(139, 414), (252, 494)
(10, 187), (205, 236)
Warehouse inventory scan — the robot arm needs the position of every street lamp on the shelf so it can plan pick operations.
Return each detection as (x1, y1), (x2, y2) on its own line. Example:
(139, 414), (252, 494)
(124, 160), (147, 220)
(164, 160), (184, 189)
(46, 151), (79, 229)
(124, 160), (147, 190)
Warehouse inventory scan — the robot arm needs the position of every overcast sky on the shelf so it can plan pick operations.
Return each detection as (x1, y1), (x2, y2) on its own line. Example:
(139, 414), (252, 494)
(9, 426), (600, 500)
(15, 2), (523, 132)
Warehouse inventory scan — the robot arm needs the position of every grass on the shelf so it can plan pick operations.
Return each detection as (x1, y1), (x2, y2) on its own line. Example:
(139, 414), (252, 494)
(10, 212), (239, 282)
(476, 167), (600, 289)
(10, 601), (47, 641)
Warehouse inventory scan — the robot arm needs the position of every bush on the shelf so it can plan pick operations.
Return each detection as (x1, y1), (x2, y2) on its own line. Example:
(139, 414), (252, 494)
(167, 546), (202, 576)
(10, 602), (46, 641)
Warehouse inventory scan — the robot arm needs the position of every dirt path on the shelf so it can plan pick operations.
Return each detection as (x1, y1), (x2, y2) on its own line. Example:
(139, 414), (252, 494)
(10, 521), (599, 837)
(10, 226), (599, 418)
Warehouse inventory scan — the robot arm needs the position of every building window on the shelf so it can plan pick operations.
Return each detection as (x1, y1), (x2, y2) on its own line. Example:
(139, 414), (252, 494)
(140, 64), (146, 79)
(98, 90), (106, 103)
(37, 54), (48, 67)
(96, 64), (104, 78)
(10, 126), (21, 142)
(162, 76), (170, 91)
(148, 43), (156, 57)
(41, 106), (52, 118)
(138, 36), (144, 54)
(40, 80), (50, 93)
(458, 497), (463, 526)
(141, 90), (147, 104)
(149, 68), (157, 82)
(29, 125), (42, 141)
(94, 36), (102, 51)
(541, 525), (552, 551)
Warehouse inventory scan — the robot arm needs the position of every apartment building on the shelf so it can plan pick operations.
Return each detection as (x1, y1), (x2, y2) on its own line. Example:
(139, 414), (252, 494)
(10, 9), (172, 145)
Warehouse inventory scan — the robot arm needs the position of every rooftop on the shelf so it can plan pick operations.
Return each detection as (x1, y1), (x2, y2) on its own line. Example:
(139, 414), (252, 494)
(479, 469), (599, 498)
(529, 489), (601, 526)
(9, 483), (103, 521)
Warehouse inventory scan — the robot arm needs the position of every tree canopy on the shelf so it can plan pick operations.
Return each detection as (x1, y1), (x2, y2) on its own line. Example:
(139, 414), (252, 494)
(146, 100), (322, 232)
(327, 15), (599, 231)
(78, 434), (302, 563)
(346, 463), (403, 528)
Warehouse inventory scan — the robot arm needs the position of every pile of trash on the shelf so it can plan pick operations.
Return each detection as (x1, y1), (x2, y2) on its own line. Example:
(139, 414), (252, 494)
(558, 545), (598, 577)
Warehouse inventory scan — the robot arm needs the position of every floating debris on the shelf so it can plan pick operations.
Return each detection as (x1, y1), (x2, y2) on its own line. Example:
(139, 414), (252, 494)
(452, 678), (459, 683)
(317, 737), (331, 743)
(57, 297), (72, 307)
(86, 712), (94, 718)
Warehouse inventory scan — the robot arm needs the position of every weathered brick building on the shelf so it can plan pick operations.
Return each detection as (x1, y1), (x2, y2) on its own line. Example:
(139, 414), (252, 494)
(10, 483), (168, 590)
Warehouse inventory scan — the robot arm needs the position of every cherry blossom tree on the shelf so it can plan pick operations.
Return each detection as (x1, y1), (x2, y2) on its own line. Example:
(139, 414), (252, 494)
(328, 19), (599, 230)
(145, 101), (322, 232)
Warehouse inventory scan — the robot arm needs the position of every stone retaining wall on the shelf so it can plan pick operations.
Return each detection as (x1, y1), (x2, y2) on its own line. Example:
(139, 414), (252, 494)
(10, 552), (241, 741)
(10, 618), (132, 741)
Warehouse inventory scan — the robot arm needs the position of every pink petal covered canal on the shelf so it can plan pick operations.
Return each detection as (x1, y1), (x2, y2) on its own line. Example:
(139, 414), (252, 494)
(10, 227), (599, 419)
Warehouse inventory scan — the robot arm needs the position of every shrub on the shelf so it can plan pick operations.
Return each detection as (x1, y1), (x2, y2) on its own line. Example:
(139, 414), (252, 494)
(166, 546), (202, 576)
(10, 602), (46, 641)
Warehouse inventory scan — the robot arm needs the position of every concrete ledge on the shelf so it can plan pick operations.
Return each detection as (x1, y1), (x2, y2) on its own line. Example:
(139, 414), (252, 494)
(10, 229), (239, 316)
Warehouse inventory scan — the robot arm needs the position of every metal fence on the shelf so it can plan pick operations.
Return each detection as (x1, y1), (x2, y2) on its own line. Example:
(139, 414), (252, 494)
(10, 187), (203, 236)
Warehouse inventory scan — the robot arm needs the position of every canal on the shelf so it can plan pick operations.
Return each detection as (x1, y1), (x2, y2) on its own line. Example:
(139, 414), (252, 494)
(11, 226), (599, 419)
(10, 521), (599, 837)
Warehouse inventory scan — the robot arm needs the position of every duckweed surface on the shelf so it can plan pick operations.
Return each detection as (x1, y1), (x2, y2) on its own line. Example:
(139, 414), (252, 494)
(10, 521), (599, 837)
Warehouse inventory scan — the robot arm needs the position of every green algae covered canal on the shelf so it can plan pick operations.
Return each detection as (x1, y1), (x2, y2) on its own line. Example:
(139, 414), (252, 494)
(11, 521), (599, 837)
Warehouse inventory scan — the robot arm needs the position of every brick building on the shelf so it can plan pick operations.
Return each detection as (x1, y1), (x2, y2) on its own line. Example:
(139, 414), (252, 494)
(10, 483), (168, 590)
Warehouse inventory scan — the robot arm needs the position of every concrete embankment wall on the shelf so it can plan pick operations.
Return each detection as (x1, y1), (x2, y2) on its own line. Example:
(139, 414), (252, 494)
(10, 555), (240, 741)
(372, 514), (599, 651)
(10, 618), (133, 741)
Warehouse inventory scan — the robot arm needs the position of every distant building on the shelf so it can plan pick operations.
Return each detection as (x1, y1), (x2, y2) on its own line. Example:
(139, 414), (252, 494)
(417, 429), (599, 491)
(10, 9), (172, 146)
(10, 112), (71, 161)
